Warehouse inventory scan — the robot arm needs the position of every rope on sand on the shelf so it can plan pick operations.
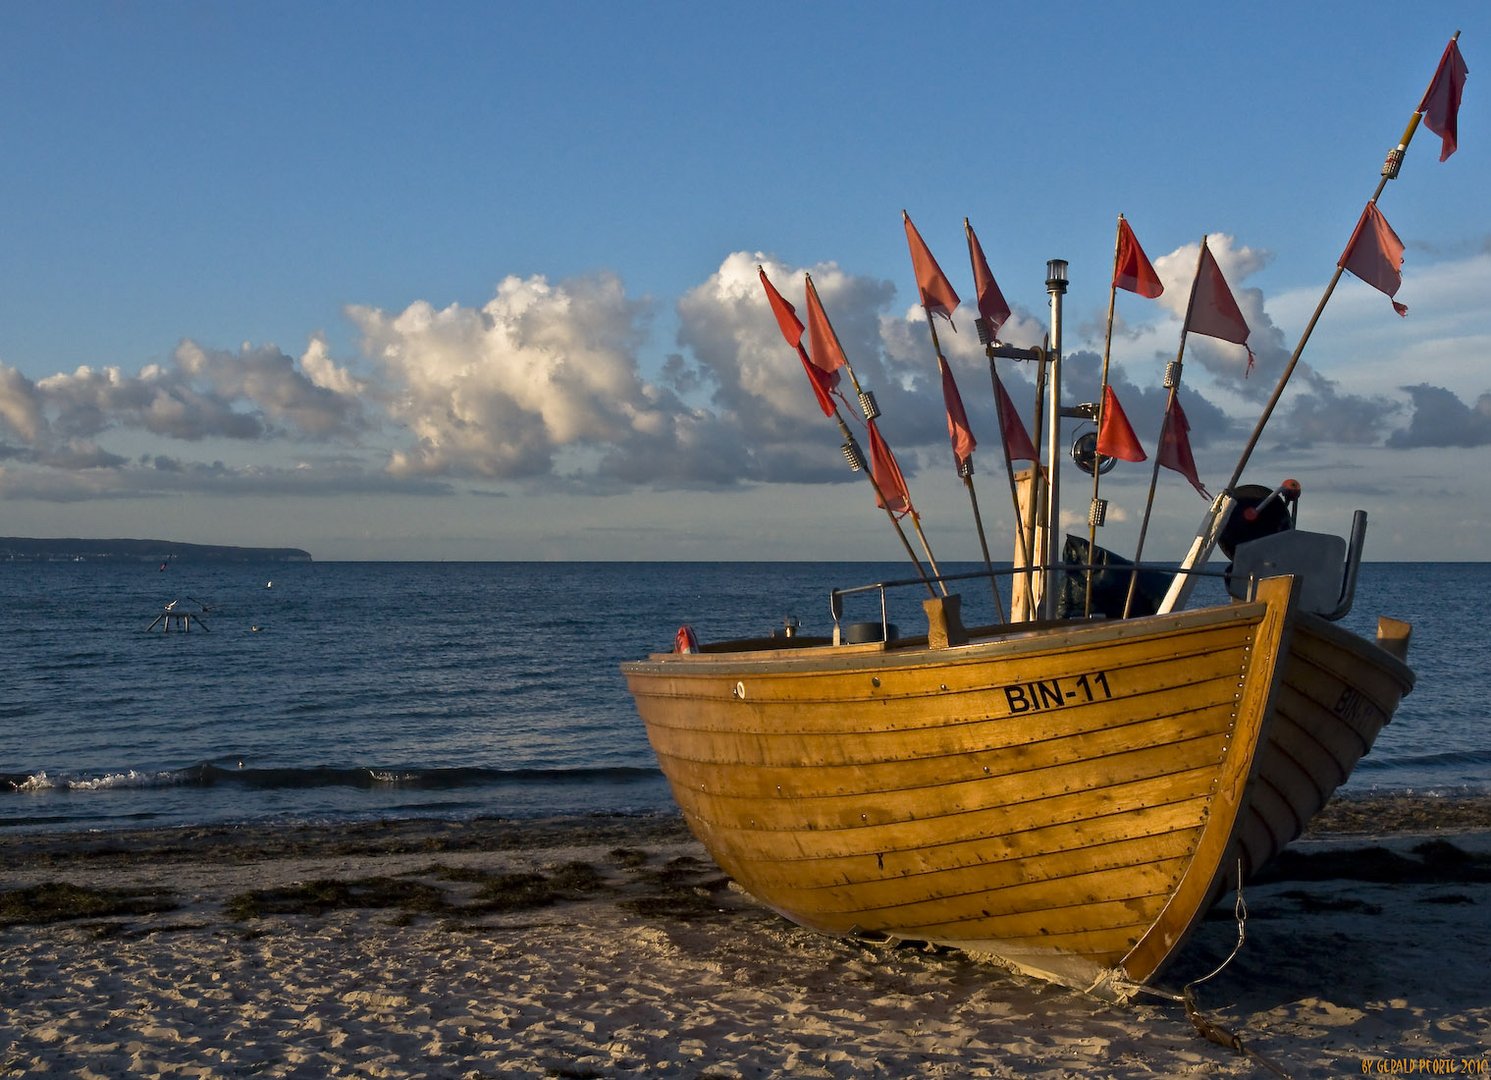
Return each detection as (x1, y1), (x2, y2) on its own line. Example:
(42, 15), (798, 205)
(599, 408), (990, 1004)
(1179, 860), (1293, 1079)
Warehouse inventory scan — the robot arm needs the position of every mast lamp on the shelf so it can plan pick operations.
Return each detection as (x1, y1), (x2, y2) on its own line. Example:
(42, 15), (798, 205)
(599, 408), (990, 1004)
(1046, 259), (1069, 294)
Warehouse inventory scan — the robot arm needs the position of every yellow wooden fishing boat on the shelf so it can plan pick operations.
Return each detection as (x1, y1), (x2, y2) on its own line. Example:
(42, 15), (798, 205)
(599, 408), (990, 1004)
(623, 566), (1412, 995)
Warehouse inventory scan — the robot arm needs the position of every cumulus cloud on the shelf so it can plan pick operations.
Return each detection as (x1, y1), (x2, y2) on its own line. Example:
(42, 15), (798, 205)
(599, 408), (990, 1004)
(2, 339), (366, 450)
(1150, 234), (1288, 393)
(1270, 366), (1402, 448)
(673, 252), (928, 484)
(0, 339), (372, 500)
(1387, 384), (1491, 448)
(0, 246), (1477, 506)
(352, 271), (737, 487)
(174, 340), (367, 438)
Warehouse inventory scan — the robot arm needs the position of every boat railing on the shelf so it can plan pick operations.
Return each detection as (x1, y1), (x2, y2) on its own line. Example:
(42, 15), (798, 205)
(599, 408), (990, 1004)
(829, 562), (1231, 645)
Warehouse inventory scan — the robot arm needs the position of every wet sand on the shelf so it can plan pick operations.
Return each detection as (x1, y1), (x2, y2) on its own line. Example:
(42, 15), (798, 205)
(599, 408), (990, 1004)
(2, 796), (1488, 1078)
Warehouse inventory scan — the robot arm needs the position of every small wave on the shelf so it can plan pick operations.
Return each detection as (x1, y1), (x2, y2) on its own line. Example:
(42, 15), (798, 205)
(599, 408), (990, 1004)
(1354, 748), (1491, 771)
(6, 763), (663, 795)
(4, 768), (184, 794)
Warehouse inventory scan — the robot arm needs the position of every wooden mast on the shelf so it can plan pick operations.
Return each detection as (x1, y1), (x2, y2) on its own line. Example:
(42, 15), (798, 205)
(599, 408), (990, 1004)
(1083, 216), (1126, 617)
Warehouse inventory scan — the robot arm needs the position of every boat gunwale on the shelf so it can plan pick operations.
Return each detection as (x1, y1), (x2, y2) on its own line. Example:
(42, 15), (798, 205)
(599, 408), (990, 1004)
(621, 596), (1273, 676)
(1293, 610), (1416, 693)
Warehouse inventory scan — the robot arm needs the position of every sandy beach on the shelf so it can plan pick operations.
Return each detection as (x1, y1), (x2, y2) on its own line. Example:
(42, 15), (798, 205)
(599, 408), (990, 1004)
(2, 797), (1488, 1079)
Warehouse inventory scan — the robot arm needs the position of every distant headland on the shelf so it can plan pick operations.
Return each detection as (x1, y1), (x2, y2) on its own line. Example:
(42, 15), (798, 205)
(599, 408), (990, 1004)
(1, 537), (312, 563)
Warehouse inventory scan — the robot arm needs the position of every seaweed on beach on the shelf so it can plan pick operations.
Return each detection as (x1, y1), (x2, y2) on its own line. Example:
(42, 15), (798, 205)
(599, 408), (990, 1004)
(608, 847), (650, 869)
(618, 855), (733, 921)
(0, 815), (698, 875)
(225, 876), (451, 921)
(1278, 889), (1384, 915)
(1252, 840), (1491, 886)
(470, 861), (610, 914)
(222, 860), (618, 923)
(0, 881), (178, 926)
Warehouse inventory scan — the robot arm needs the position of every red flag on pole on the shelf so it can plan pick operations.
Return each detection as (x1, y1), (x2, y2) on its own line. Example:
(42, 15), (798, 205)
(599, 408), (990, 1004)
(1113, 217), (1164, 298)
(803, 274), (850, 379)
(866, 420), (913, 516)
(965, 220), (1012, 336)
(938, 357), (977, 472)
(1157, 396), (1211, 499)
(1419, 36), (1469, 162)
(1186, 241), (1257, 375)
(760, 267), (838, 416)
(994, 377), (1039, 464)
(796, 347), (839, 416)
(1096, 385), (1147, 462)
(758, 265), (804, 347)
(903, 211), (960, 322)
(1338, 202), (1409, 317)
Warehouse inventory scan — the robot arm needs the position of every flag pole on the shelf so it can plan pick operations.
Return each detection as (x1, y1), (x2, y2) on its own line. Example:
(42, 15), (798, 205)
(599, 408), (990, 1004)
(1025, 335), (1050, 614)
(833, 408), (938, 595)
(1162, 33), (1464, 614)
(964, 217), (1035, 619)
(759, 265), (935, 595)
(1231, 32), (1459, 490)
(925, 312), (1004, 620)
(1124, 238), (1208, 617)
(987, 355), (1038, 617)
(1084, 216), (1126, 617)
(804, 272), (946, 591)
(907, 511), (948, 595)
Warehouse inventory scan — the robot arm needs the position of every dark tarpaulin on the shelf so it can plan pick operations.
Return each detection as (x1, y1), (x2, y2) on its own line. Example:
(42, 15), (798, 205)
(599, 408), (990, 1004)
(1060, 535), (1171, 620)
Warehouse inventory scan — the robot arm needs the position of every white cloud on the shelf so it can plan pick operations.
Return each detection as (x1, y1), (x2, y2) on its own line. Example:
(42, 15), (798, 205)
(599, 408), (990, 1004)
(2, 245), (1488, 521)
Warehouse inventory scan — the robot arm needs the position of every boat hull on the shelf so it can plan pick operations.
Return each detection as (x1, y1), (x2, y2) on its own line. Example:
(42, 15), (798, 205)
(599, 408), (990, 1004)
(1234, 613), (1415, 875)
(623, 578), (1302, 993)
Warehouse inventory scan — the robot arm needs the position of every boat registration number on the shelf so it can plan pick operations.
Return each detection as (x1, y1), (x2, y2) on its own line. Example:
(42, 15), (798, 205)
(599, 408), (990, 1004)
(1002, 671), (1114, 714)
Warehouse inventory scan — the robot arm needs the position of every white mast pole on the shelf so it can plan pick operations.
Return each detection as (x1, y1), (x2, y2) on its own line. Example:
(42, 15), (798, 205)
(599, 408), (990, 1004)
(1042, 259), (1069, 619)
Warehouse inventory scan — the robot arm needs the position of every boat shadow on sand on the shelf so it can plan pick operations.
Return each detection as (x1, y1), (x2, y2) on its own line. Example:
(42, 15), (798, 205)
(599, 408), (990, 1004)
(1166, 837), (1491, 1025)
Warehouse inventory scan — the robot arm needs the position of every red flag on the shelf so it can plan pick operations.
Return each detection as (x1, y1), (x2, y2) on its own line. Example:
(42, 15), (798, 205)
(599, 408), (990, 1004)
(993, 376), (1038, 463)
(1186, 241), (1256, 374)
(938, 357), (976, 471)
(1096, 385), (1146, 463)
(1113, 217), (1164, 298)
(758, 266), (804, 347)
(1338, 202), (1409, 317)
(761, 267), (838, 416)
(965, 220), (1011, 336)
(795, 348), (838, 417)
(1419, 37), (1469, 162)
(1157, 396), (1210, 499)
(866, 420), (913, 516)
(803, 274), (849, 379)
(903, 211), (960, 322)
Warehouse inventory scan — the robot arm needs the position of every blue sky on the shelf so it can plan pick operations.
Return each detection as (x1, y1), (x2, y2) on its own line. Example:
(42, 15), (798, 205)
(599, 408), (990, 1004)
(1, 2), (1487, 561)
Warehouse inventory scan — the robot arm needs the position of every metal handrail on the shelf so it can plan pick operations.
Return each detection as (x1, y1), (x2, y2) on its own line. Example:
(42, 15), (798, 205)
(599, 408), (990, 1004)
(829, 562), (1230, 642)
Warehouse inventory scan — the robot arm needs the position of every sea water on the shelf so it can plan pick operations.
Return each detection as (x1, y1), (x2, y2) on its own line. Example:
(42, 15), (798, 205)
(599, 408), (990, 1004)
(2, 560), (1487, 834)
